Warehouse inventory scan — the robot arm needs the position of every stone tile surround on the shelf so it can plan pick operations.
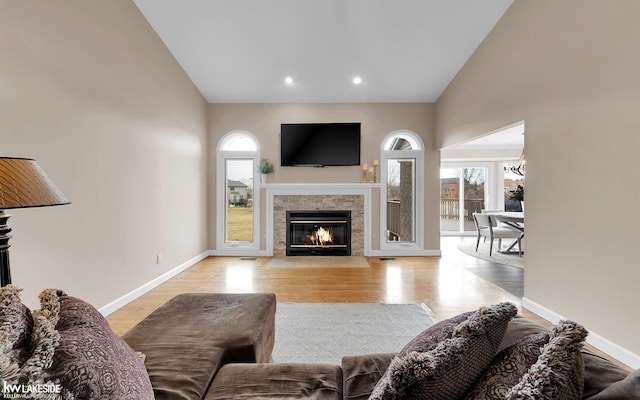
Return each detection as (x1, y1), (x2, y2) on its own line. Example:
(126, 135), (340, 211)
(273, 195), (365, 256)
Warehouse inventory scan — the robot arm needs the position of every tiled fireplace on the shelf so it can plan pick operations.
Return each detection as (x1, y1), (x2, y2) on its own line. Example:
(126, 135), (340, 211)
(286, 210), (351, 256)
(272, 193), (365, 256)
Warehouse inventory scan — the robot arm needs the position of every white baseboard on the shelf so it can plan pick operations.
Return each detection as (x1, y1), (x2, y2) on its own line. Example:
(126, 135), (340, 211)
(522, 297), (640, 370)
(99, 251), (210, 316)
(208, 249), (271, 257)
(370, 249), (442, 257)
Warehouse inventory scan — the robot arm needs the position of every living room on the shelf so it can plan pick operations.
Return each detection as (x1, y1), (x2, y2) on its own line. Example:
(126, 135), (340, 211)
(2, 0), (639, 384)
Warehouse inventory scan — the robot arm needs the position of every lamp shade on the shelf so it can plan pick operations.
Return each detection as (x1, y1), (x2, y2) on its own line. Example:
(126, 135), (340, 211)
(0, 157), (70, 209)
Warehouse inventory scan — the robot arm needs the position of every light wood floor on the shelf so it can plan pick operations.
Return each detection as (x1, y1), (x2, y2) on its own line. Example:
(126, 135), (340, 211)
(105, 243), (631, 371)
(107, 255), (526, 335)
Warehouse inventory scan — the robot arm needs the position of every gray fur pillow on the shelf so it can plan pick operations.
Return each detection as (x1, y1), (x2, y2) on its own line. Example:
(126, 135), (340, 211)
(0, 285), (61, 395)
(0, 285), (35, 378)
(506, 320), (588, 400)
(368, 302), (518, 400)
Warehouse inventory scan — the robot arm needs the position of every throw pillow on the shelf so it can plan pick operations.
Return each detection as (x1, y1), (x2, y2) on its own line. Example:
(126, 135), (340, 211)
(506, 320), (588, 400)
(18, 307), (60, 385)
(35, 289), (154, 400)
(0, 285), (61, 397)
(464, 331), (552, 399)
(368, 302), (518, 400)
(0, 285), (35, 379)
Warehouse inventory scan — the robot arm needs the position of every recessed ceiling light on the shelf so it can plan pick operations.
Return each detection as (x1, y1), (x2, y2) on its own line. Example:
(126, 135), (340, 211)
(284, 76), (294, 85)
(352, 76), (362, 85)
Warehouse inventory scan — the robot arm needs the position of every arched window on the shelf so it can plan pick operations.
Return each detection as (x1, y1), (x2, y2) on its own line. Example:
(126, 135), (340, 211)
(219, 131), (258, 151)
(216, 131), (260, 253)
(382, 133), (422, 151)
(380, 130), (424, 251)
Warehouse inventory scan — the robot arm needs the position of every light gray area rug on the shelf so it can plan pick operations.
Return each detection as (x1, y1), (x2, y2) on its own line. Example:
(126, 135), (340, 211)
(458, 241), (525, 269)
(272, 303), (434, 365)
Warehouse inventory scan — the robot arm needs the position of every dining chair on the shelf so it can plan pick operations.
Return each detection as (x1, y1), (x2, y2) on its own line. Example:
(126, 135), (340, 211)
(473, 213), (523, 257)
(481, 209), (512, 229)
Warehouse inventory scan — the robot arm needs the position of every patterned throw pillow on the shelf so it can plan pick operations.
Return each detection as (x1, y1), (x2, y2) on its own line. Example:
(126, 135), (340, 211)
(506, 320), (588, 400)
(368, 302), (518, 400)
(465, 331), (552, 399)
(35, 289), (154, 400)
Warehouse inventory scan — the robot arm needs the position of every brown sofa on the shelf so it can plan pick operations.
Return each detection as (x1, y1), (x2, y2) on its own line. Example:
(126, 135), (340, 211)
(6, 287), (633, 399)
(339, 318), (640, 400)
(122, 293), (639, 400)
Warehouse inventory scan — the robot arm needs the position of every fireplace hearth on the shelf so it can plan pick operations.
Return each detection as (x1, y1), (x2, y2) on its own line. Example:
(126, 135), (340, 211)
(286, 210), (351, 256)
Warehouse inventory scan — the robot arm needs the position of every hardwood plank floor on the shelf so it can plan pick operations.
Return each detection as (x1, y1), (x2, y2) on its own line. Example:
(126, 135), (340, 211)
(105, 238), (631, 371)
(106, 255), (520, 335)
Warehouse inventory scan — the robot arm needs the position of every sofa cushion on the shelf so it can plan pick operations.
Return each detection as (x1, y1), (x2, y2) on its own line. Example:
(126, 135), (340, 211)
(497, 316), (548, 353)
(122, 292), (277, 400)
(368, 302), (517, 400)
(36, 289), (154, 400)
(343, 353), (396, 400)
(582, 351), (637, 399)
(586, 368), (640, 400)
(506, 320), (588, 400)
(464, 331), (552, 399)
(207, 362), (343, 400)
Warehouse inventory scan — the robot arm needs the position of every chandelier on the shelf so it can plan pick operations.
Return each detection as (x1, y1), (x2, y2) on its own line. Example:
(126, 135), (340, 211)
(504, 150), (525, 176)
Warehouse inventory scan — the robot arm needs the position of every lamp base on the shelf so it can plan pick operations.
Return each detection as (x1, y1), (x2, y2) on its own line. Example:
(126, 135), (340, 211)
(0, 210), (12, 286)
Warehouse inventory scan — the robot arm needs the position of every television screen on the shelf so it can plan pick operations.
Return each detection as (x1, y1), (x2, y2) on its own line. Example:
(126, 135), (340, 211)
(281, 123), (361, 167)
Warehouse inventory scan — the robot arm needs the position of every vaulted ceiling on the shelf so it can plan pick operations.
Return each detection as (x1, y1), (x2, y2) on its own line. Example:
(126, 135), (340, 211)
(133, 0), (513, 103)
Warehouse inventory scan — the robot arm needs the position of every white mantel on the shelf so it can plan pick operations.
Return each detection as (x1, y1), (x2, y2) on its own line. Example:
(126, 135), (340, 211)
(264, 183), (380, 256)
(262, 183), (382, 190)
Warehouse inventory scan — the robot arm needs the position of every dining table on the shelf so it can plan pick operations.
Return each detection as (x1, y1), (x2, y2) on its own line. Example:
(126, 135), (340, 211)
(493, 211), (524, 254)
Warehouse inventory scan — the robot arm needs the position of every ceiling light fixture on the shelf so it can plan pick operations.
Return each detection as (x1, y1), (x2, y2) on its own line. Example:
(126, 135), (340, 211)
(352, 76), (362, 85)
(284, 76), (294, 85)
(504, 150), (526, 176)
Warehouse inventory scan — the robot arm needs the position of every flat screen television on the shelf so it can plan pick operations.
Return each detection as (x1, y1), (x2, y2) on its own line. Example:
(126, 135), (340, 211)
(281, 123), (361, 167)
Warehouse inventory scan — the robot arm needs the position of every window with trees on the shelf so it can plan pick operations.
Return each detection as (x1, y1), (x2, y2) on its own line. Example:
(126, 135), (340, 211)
(380, 131), (424, 250)
(440, 165), (489, 233)
(216, 131), (260, 252)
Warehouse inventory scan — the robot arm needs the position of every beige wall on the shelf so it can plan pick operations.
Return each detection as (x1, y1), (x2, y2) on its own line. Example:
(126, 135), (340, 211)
(11, 0), (637, 362)
(436, 0), (640, 356)
(1, 1), (209, 309)
(207, 103), (440, 252)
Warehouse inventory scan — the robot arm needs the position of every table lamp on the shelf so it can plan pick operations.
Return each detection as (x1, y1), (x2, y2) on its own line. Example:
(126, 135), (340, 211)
(0, 156), (70, 286)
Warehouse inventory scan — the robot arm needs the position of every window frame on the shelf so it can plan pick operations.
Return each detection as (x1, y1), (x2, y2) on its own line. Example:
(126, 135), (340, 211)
(379, 130), (425, 252)
(216, 131), (261, 253)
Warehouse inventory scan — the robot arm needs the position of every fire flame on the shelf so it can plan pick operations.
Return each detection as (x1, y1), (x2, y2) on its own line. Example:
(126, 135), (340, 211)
(310, 226), (333, 246)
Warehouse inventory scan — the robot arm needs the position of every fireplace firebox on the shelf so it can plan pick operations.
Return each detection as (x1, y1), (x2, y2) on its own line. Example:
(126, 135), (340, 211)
(286, 210), (351, 256)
